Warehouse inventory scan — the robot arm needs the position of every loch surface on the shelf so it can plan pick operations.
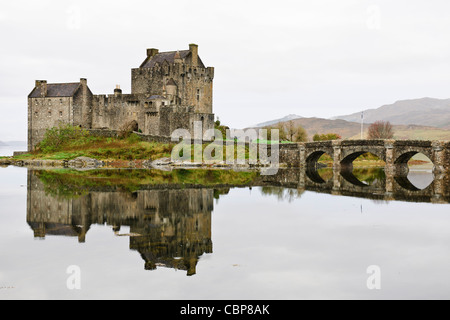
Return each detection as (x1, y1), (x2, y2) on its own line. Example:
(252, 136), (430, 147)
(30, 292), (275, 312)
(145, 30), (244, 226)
(0, 166), (449, 300)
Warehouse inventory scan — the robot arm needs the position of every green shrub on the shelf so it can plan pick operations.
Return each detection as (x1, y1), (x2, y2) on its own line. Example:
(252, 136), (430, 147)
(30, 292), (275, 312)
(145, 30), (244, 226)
(38, 124), (89, 153)
(126, 133), (142, 144)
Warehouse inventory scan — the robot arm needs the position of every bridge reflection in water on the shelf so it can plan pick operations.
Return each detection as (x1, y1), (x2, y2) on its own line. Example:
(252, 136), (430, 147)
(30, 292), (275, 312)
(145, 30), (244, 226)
(26, 167), (450, 275)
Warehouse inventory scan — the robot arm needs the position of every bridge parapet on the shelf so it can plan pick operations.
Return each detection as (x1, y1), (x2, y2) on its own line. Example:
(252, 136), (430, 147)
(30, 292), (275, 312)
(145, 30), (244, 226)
(276, 139), (449, 173)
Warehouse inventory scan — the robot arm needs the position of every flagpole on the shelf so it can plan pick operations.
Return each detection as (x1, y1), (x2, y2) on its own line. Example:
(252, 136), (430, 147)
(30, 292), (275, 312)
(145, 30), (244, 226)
(361, 111), (364, 139)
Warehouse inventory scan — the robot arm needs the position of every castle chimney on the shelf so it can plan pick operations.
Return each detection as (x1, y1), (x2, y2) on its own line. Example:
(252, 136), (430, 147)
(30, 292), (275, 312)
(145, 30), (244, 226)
(80, 78), (87, 96)
(36, 80), (47, 97)
(147, 48), (159, 58)
(114, 84), (122, 97)
(174, 51), (182, 64)
(189, 44), (198, 67)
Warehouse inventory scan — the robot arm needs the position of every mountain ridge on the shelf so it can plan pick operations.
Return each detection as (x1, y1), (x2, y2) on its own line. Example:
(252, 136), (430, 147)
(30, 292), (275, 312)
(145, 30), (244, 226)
(332, 97), (450, 128)
(245, 116), (450, 141)
(254, 114), (303, 128)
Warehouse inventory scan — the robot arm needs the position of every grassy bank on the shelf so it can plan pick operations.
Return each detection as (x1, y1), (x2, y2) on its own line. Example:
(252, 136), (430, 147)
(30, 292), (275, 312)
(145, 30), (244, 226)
(36, 168), (260, 198)
(15, 134), (173, 162)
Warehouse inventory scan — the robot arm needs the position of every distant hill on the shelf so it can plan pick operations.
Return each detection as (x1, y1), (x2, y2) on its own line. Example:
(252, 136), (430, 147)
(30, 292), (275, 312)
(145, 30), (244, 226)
(332, 97), (450, 128)
(0, 141), (27, 146)
(254, 114), (303, 128)
(246, 116), (450, 141)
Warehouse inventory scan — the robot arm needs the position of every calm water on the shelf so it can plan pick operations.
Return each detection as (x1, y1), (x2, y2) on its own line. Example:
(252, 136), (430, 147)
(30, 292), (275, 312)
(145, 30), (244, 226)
(0, 145), (26, 157)
(0, 166), (450, 300)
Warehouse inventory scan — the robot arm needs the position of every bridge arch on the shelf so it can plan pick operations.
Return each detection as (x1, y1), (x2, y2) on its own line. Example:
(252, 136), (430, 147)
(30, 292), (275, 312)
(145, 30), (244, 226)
(305, 165), (328, 184)
(339, 140), (386, 168)
(340, 150), (386, 167)
(304, 141), (334, 168)
(305, 151), (328, 167)
(392, 141), (434, 167)
(340, 170), (369, 187)
(394, 175), (422, 191)
(394, 150), (433, 166)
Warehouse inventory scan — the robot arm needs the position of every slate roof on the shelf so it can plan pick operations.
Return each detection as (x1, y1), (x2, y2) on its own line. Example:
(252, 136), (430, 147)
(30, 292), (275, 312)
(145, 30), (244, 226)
(29, 83), (81, 98)
(140, 50), (205, 68)
(147, 95), (166, 100)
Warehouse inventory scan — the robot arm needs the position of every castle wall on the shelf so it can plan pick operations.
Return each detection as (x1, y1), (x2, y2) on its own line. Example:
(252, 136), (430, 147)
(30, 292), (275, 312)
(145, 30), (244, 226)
(28, 96), (73, 150)
(92, 93), (147, 132)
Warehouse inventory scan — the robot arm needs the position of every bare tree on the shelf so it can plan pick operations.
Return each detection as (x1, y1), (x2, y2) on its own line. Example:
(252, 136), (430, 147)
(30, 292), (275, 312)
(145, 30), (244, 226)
(284, 121), (308, 142)
(265, 121), (307, 142)
(367, 121), (394, 139)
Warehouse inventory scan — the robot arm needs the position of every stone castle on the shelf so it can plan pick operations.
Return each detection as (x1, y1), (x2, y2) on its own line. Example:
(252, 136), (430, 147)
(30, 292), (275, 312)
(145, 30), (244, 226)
(27, 44), (215, 151)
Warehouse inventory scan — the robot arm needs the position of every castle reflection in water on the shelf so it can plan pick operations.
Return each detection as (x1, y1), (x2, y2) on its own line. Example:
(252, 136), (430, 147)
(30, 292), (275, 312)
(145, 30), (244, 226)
(26, 170), (215, 276)
(26, 167), (450, 276)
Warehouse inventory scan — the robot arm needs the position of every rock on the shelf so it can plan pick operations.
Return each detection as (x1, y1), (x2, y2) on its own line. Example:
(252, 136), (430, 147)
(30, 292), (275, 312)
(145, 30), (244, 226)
(172, 161), (203, 167)
(68, 157), (104, 169)
(151, 157), (173, 166)
(0, 158), (12, 166)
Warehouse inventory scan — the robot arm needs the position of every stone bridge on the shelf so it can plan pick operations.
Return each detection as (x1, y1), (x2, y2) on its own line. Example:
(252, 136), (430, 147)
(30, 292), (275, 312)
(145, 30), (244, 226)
(262, 168), (450, 204)
(277, 139), (450, 173)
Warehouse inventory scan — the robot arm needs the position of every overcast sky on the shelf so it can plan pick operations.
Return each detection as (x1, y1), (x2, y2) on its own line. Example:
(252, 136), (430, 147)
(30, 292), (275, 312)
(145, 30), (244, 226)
(1, 0), (450, 141)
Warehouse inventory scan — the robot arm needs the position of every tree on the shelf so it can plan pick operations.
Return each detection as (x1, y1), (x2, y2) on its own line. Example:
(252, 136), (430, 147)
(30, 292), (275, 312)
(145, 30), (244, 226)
(278, 121), (308, 142)
(214, 117), (229, 139)
(286, 121), (297, 141)
(291, 124), (308, 142)
(275, 122), (288, 141)
(367, 121), (394, 139)
(264, 121), (307, 142)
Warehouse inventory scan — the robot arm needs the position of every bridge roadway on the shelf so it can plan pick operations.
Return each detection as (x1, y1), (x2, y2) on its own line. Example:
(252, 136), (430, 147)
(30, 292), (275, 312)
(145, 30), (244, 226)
(276, 139), (450, 173)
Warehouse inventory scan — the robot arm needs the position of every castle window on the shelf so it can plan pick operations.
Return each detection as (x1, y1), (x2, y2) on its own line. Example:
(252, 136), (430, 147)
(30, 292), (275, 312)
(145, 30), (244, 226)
(34, 111), (38, 117)
(59, 111), (63, 117)
(48, 111), (52, 116)
(197, 89), (200, 102)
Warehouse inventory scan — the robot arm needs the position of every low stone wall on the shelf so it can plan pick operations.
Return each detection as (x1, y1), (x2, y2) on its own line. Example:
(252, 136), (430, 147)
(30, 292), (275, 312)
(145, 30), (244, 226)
(13, 151), (29, 157)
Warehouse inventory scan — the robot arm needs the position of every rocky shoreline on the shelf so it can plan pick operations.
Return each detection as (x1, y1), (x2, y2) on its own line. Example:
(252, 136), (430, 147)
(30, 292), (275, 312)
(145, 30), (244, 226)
(0, 156), (273, 170)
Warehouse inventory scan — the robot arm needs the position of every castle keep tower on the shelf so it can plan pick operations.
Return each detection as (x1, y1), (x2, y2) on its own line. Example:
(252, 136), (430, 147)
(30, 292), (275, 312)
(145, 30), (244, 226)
(27, 44), (215, 150)
(131, 44), (214, 114)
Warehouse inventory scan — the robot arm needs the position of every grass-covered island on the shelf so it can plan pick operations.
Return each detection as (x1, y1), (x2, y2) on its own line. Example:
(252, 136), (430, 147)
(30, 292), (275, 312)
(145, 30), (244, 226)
(11, 125), (173, 165)
(0, 124), (431, 169)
